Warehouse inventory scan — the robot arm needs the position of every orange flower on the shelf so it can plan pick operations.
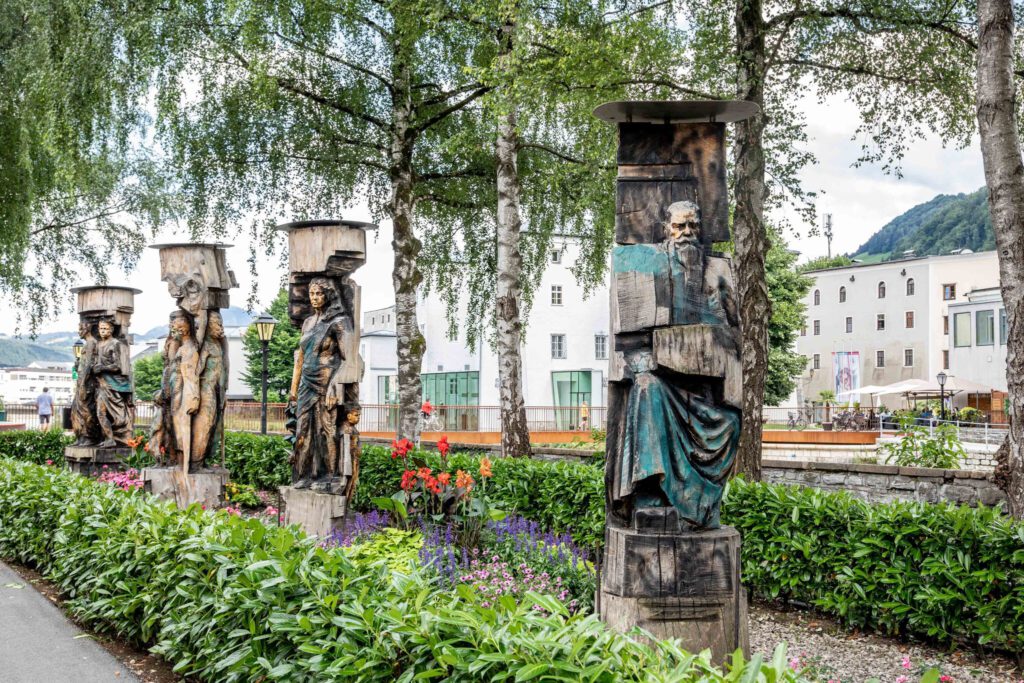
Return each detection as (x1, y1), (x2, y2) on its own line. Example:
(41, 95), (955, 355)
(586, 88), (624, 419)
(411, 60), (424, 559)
(437, 472), (451, 486)
(126, 435), (143, 449)
(455, 469), (475, 491)
(417, 466), (432, 480)
(479, 457), (493, 478)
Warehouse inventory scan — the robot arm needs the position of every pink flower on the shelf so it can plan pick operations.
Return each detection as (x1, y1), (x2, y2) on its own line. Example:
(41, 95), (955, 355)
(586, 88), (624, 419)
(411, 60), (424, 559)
(45, 459), (53, 466)
(896, 677), (909, 683)
(939, 677), (953, 683)
(902, 656), (912, 670)
(788, 657), (801, 671)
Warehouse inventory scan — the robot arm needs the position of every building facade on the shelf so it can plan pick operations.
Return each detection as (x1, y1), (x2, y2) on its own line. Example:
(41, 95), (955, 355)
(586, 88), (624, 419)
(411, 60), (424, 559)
(360, 240), (611, 419)
(0, 362), (75, 405)
(796, 250), (1000, 404)
(947, 287), (1008, 395)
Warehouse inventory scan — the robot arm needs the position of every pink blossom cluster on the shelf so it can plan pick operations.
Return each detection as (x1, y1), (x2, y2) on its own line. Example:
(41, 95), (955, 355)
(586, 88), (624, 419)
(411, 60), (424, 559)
(459, 555), (576, 612)
(222, 505), (242, 517)
(96, 467), (144, 492)
(258, 505), (283, 524)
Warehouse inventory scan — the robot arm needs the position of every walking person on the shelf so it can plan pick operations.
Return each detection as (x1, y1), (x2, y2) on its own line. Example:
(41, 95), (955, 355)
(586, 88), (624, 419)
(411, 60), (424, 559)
(579, 400), (590, 431)
(36, 387), (54, 430)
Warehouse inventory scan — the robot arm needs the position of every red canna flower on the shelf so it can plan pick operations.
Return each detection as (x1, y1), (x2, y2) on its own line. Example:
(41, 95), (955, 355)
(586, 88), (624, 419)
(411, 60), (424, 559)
(391, 438), (413, 460)
(437, 472), (451, 487)
(417, 466), (432, 480)
(437, 435), (450, 458)
(400, 469), (418, 491)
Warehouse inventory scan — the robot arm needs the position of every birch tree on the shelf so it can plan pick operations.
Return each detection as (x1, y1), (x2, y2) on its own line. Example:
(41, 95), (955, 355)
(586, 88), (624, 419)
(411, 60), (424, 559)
(976, 0), (1024, 516)
(119, 0), (498, 441)
(678, 0), (981, 479)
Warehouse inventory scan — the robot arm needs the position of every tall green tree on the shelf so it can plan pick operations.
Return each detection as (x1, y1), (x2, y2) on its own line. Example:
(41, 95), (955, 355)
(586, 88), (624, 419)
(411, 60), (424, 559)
(0, 0), (176, 330)
(109, 0), (501, 441)
(976, 0), (1024, 517)
(454, 0), (690, 457)
(764, 230), (811, 405)
(241, 290), (300, 403)
(673, 0), (981, 479)
(132, 353), (163, 402)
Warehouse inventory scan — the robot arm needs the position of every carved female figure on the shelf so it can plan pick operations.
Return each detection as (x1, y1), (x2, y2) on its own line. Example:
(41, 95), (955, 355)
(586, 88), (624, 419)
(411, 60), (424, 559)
(71, 320), (100, 446)
(169, 311), (201, 469)
(149, 322), (180, 465)
(93, 319), (134, 448)
(288, 278), (354, 490)
(191, 311), (228, 468)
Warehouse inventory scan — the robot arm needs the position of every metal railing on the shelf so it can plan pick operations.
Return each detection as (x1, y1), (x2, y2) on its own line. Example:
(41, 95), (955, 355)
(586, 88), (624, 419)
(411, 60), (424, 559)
(2, 401), (605, 435)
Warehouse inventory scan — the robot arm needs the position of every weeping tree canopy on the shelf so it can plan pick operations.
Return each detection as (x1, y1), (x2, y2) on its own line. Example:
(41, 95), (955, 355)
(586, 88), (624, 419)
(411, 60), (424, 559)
(1, 0), (177, 330)
(421, 0), (696, 347)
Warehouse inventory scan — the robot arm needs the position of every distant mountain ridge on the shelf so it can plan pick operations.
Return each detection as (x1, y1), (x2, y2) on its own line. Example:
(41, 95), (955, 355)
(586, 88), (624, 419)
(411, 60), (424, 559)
(852, 187), (994, 260)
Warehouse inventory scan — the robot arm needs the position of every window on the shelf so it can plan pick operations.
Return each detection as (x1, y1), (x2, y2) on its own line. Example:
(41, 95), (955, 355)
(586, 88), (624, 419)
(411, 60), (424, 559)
(876, 314), (885, 331)
(551, 250), (562, 264)
(551, 285), (563, 306)
(813, 289), (820, 306)
(943, 315), (949, 335)
(551, 334), (566, 359)
(976, 309), (995, 346)
(812, 353), (820, 370)
(813, 320), (820, 335)
(800, 326), (806, 337)
(839, 286), (847, 303)
(878, 281), (886, 298)
(876, 350), (885, 368)
(943, 350), (950, 369)
(906, 278), (915, 295)
(1001, 308), (1008, 345)
(845, 317), (853, 333)
(905, 311), (915, 329)
(943, 283), (956, 300)
(904, 349), (914, 367)
(551, 370), (594, 429)
(594, 334), (608, 360)
(954, 312), (972, 347)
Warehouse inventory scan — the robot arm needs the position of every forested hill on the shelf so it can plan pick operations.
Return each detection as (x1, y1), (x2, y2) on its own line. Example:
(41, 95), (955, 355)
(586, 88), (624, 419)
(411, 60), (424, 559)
(852, 187), (994, 260)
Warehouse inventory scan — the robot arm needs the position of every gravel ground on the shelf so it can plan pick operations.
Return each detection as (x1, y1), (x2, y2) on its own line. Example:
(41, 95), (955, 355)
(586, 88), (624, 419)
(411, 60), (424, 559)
(749, 603), (1021, 682)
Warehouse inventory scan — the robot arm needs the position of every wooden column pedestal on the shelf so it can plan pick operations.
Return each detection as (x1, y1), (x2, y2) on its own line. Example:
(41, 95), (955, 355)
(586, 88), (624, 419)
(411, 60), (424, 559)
(141, 466), (229, 509)
(280, 486), (347, 537)
(600, 516), (748, 663)
(64, 445), (131, 476)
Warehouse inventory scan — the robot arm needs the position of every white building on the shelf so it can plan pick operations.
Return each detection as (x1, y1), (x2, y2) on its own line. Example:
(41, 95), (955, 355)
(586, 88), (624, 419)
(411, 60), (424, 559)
(796, 250), (1000, 405)
(359, 240), (610, 418)
(947, 287), (1008, 407)
(0, 362), (75, 405)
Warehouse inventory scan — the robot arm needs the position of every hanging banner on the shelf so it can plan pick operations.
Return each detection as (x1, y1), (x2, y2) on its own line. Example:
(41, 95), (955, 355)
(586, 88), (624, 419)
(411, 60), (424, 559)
(832, 351), (861, 402)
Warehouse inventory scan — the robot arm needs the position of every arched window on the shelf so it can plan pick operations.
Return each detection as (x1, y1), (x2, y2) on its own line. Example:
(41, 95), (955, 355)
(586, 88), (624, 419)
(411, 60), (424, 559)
(878, 281), (886, 299)
(813, 289), (820, 306)
(839, 286), (847, 303)
(906, 278), (915, 295)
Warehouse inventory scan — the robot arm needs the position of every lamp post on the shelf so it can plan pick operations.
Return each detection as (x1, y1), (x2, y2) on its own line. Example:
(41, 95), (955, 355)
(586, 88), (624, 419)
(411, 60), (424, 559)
(936, 371), (948, 422)
(254, 313), (278, 435)
(72, 340), (84, 380)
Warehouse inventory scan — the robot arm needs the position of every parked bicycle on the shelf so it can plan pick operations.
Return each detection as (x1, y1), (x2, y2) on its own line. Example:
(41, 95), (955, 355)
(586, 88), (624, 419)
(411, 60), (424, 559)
(787, 409), (809, 430)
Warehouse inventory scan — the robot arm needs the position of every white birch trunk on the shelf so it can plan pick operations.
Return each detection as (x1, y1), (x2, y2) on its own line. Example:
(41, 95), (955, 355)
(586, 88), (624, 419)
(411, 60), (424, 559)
(977, 0), (1024, 516)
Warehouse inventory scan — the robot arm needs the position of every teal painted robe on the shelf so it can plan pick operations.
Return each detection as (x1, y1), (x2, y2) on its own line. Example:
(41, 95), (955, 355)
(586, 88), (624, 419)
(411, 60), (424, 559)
(612, 243), (740, 529)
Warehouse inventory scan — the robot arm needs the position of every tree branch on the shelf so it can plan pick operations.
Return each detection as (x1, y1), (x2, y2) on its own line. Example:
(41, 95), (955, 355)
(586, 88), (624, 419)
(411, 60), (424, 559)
(273, 31), (394, 93)
(412, 87), (491, 134)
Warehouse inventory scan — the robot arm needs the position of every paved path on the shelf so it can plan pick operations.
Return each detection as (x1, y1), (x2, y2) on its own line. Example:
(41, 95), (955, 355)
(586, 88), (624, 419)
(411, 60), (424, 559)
(0, 561), (139, 682)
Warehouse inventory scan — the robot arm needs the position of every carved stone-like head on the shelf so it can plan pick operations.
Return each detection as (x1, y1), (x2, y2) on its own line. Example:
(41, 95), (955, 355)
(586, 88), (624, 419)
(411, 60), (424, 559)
(308, 277), (339, 314)
(665, 201), (701, 246)
(78, 320), (92, 339)
(97, 319), (115, 341)
(208, 310), (225, 340)
(170, 311), (193, 342)
(346, 408), (361, 425)
(168, 272), (205, 314)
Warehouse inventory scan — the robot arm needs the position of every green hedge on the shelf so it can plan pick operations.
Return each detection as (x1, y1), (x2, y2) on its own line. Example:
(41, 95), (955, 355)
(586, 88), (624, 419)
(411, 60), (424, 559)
(0, 459), (800, 682)
(6, 429), (1024, 654)
(0, 429), (72, 464)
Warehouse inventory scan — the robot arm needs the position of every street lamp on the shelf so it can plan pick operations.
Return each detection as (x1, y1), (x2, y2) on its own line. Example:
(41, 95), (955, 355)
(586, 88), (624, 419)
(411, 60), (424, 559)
(72, 340), (85, 381)
(936, 371), (948, 422)
(254, 313), (278, 435)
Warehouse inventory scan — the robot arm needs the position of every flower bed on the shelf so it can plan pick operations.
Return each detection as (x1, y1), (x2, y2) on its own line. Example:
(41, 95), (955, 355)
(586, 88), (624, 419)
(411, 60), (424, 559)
(0, 458), (803, 681)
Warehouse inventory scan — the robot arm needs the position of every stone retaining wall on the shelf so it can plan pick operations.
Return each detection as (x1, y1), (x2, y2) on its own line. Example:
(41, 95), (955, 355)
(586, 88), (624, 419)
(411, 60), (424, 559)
(762, 458), (1005, 507)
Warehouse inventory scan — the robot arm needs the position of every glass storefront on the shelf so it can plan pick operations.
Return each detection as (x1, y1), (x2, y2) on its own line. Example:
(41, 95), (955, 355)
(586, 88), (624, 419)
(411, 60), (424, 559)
(551, 370), (593, 430)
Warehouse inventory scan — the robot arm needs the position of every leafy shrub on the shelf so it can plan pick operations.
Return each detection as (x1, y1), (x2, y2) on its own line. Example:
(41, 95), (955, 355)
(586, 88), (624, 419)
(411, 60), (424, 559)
(0, 429), (71, 464)
(355, 446), (606, 549)
(724, 478), (1024, 653)
(224, 481), (262, 508)
(222, 431), (292, 489)
(0, 458), (803, 682)
(880, 416), (965, 469)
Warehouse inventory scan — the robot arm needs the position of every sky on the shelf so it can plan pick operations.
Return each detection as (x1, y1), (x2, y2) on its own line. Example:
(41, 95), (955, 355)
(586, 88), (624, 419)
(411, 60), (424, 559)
(0, 93), (987, 339)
